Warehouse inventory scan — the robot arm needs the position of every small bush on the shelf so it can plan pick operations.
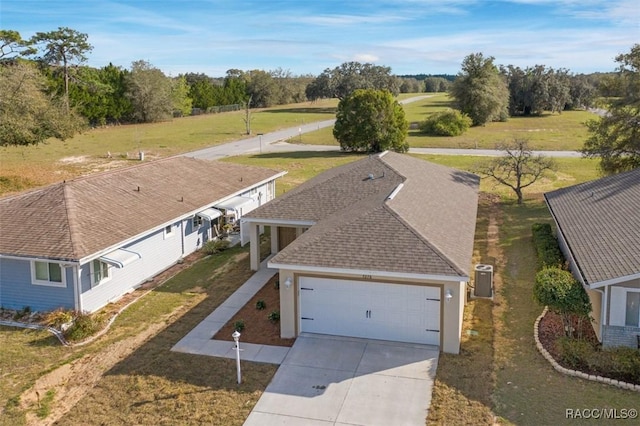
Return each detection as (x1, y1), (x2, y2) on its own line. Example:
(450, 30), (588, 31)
(64, 311), (106, 342)
(203, 239), (231, 255)
(588, 346), (640, 384)
(255, 300), (266, 310)
(419, 109), (472, 136)
(268, 310), (280, 323)
(44, 308), (74, 329)
(233, 320), (245, 332)
(556, 337), (594, 369)
(13, 306), (32, 320)
(531, 223), (565, 268)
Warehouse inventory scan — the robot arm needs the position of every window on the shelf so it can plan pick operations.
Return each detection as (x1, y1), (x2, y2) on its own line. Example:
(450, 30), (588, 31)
(91, 260), (111, 286)
(164, 224), (175, 239)
(32, 261), (65, 287)
(193, 215), (203, 228)
(625, 291), (640, 327)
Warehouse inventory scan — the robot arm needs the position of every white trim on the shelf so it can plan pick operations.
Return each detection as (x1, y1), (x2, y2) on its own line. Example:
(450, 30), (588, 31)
(90, 259), (112, 287)
(164, 224), (176, 239)
(589, 272), (640, 289)
(241, 218), (316, 227)
(30, 261), (67, 288)
(0, 254), (79, 265)
(267, 262), (468, 283)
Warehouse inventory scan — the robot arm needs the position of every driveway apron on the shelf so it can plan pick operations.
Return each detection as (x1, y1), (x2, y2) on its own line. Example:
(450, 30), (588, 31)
(244, 333), (439, 426)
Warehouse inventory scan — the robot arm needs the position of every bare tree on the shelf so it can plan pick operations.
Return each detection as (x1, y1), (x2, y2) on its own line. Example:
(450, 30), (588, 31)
(475, 139), (555, 204)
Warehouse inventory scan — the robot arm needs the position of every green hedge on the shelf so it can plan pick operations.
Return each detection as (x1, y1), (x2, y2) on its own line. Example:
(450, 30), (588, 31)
(556, 337), (640, 384)
(531, 223), (565, 269)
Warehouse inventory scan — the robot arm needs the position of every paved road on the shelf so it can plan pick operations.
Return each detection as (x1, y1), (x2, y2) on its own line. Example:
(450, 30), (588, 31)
(182, 95), (583, 160)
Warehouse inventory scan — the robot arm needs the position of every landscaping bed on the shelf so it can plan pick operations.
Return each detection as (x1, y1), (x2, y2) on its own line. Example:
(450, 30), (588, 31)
(538, 310), (640, 385)
(213, 274), (296, 347)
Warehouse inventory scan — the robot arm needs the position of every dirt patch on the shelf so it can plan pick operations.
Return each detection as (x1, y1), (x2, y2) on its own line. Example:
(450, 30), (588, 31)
(16, 250), (207, 425)
(21, 321), (168, 426)
(213, 274), (295, 347)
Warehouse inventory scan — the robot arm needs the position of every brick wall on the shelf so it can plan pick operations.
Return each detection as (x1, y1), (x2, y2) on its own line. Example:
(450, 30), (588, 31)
(602, 325), (640, 349)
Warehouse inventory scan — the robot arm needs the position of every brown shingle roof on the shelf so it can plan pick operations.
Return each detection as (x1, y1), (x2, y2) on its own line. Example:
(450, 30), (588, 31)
(247, 152), (480, 278)
(0, 157), (281, 261)
(545, 168), (640, 285)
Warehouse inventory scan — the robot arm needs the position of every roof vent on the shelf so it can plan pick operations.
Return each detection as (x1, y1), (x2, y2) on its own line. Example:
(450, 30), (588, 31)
(368, 173), (375, 180)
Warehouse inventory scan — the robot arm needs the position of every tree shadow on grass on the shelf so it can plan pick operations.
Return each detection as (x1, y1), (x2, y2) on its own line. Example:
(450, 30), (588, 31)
(250, 150), (359, 161)
(261, 107), (336, 115)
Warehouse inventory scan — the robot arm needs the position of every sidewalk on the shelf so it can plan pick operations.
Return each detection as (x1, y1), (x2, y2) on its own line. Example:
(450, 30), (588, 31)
(171, 259), (291, 364)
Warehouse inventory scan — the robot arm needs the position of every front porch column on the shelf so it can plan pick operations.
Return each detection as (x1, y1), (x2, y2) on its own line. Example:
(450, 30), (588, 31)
(249, 223), (260, 271)
(270, 225), (279, 255)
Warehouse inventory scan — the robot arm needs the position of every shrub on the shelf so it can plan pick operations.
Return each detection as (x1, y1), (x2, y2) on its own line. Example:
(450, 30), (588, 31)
(13, 306), (32, 320)
(255, 300), (266, 310)
(588, 347), (640, 384)
(268, 310), (280, 323)
(534, 267), (591, 338)
(44, 308), (74, 329)
(419, 109), (472, 136)
(233, 320), (245, 332)
(203, 239), (230, 255)
(64, 311), (106, 342)
(531, 223), (565, 268)
(556, 337), (594, 369)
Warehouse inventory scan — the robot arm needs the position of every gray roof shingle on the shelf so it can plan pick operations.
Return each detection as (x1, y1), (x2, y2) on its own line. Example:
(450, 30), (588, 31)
(247, 152), (480, 278)
(544, 168), (640, 285)
(0, 157), (281, 261)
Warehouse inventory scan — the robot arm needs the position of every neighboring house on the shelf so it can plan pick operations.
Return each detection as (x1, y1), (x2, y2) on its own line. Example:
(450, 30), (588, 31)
(0, 157), (284, 314)
(242, 151), (479, 354)
(545, 168), (640, 349)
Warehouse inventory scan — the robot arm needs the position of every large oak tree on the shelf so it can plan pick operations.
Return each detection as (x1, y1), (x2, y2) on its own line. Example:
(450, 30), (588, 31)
(450, 53), (509, 126)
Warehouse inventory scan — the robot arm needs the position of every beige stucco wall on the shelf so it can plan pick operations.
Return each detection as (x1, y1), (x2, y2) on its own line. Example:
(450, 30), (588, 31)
(585, 288), (602, 341)
(278, 268), (465, 354)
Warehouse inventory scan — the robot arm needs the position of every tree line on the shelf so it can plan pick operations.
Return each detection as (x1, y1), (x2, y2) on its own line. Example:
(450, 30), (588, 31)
(1, 28), (637, 175)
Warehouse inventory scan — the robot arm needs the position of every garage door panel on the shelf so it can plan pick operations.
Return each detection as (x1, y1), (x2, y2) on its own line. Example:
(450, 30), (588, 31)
(299, 277), (440, 346)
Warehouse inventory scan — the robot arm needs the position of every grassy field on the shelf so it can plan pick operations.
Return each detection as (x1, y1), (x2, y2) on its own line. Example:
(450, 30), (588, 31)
(294, 94), (595, 151)
(0, 93), (598, 196)
(0, 99), (338, 195)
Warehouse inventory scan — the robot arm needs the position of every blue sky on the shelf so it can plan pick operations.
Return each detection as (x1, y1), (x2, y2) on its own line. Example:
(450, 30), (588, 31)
(2, 0), (638, 77)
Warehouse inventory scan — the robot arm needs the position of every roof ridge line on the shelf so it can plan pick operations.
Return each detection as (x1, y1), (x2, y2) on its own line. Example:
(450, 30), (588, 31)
(62, 183), (82, 259)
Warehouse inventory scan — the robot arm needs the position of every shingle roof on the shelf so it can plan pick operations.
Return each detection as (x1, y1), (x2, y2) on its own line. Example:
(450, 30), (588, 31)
(0, 157), (281, 261)
(246, 152), (480, 278)
(544, 168), (640, 285)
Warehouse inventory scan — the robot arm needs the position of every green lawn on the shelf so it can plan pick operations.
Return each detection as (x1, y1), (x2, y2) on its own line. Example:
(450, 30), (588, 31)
(295, 95), (595, 151)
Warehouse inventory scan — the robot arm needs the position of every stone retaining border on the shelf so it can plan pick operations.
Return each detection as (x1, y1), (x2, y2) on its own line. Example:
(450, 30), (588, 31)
(534, 307), (640, 392)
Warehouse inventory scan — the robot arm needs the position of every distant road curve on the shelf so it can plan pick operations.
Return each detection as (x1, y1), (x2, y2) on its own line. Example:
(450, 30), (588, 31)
(183, 95), (582, 160)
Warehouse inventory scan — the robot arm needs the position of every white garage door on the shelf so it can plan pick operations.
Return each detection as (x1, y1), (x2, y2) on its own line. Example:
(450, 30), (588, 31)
(299, 277), (440, 346)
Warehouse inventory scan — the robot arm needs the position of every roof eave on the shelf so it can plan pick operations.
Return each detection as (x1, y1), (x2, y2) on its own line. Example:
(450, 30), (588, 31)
(589, 272), (640, 289)
(267, 261), (469, 283)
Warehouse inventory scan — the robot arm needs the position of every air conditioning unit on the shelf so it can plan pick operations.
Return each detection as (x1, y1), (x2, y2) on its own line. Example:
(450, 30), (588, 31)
(474, 264), (493, 298)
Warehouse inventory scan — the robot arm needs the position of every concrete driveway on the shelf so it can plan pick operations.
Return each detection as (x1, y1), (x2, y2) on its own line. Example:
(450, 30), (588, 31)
(244, 334), (439, 426)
